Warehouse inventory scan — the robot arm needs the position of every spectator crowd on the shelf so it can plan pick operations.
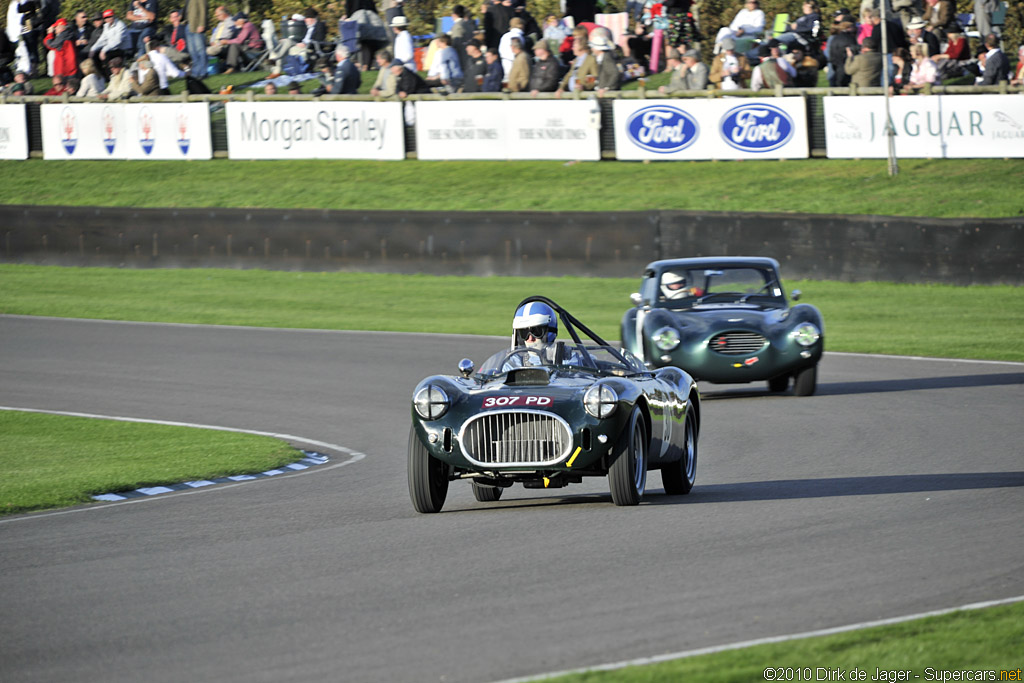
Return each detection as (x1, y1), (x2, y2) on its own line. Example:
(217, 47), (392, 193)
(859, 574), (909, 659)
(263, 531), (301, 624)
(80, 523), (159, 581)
(1, 0), (1020, 98)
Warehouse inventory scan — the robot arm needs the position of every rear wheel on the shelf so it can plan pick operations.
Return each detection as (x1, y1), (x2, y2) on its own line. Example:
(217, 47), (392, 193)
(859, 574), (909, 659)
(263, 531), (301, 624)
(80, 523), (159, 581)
(793, 364), (818, 397)
(768, 375), (789, 393)
(408, 425), (449, 513)
(471, 482), (503, 502)
(609, 408), (647, 506)
(662, 408), (697, 495)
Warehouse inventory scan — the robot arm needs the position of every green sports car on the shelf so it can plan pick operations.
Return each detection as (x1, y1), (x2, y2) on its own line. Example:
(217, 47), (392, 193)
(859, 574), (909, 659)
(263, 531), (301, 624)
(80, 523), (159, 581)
(621, 257), (824, 396)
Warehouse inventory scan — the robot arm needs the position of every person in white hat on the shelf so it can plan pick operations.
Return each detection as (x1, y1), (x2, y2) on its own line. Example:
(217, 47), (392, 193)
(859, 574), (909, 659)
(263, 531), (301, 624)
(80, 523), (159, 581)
(906, 16), (939, 57)
(587, 33), (621, 92)
(391, 14), (415, 70)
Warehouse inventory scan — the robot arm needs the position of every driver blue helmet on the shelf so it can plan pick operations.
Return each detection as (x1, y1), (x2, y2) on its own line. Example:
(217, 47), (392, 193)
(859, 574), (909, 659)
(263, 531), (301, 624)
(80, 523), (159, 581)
(513, 302), (558, 349)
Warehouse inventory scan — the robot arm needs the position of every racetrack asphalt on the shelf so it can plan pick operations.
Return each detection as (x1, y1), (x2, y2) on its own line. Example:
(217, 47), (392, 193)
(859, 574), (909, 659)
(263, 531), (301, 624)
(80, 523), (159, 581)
(1, 315), (1022, 683)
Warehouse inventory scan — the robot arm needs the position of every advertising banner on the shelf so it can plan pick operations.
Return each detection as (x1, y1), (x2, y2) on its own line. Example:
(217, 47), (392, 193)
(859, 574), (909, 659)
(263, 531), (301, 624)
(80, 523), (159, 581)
(613, 98), (809, 160)
(225, 101), (405, 159)
(0, 105), (29, 160)
(415, 100), (601, 161)
(41, 103), (212, 160)
(823, 95), (1024, 158)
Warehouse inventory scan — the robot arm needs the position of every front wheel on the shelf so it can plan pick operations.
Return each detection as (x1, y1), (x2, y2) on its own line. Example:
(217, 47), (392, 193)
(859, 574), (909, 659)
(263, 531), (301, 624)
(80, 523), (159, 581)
(471, 482), (503, 502)
(662, 408), (697, 495)
(408, 425), (449, 513)
(609, 407), (647, 506)
(793, 364), (818, 397)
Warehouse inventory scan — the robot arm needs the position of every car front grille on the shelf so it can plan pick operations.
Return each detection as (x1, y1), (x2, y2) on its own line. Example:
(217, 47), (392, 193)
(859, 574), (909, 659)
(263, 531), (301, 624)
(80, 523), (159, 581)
(709, 331), (768, 355)
(461, 410), (572, 466)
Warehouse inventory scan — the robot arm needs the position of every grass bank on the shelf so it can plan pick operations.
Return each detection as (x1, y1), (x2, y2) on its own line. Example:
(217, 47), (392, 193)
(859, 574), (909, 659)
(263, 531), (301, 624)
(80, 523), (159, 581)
(0, 410), (301, 516)
(2, 265), (1022, 361)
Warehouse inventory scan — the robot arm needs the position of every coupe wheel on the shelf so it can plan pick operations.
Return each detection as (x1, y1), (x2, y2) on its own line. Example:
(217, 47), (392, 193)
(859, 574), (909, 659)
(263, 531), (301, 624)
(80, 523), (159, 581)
(662, 408), (697, 495)
(768, 375), (789, 392)
(793, 364), (817, 397)
(609, 408), (647, 506)
(408, 425), (449, 513)
(471, 482), (503, 502)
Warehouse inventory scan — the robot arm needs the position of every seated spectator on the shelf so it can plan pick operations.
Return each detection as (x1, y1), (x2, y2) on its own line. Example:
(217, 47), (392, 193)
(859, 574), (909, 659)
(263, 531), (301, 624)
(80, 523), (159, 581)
(462, 39), (487, 92)
(555, 37), (594, 95)
(844, 34), (882, 87)
(44, 18), (78, 78)
(390, 57), (430, 96)
(287, 80), (302, 93)
(268, 7), (326, 77)
(44, 74), (75, 95)
(90, 9), (132, 68)
(206, 6), (236, 65)
(426, 34), (464, 93)
(130, 56), (160, 94)
(85, 12), (106, 57)
(124, 0), (157, 58)
(370, 48), (396, 96)
(98, 56), (132, 98)
(588, 34), (621, 93)
(528, 39), (562, 94)
(70, 10), (94, 64)
(76, 57), (106, 95)
(3, 71), (34, 95)
(264, 81), (277, 94)
(905, 42), (938, 90)
(714, 0), (765, 53)
(327, 44), (360, 93)
(504, 36), (530, 91)
(751, 39), (796, 89)
(938, 29), (969, 61)
(889, 46), (911, 93)
(906, 18), (939, 59)
(220, 12), (264, 74)
(777, 0), (821, 50)
(499, 17), (527, 76)
(482, 47), (504, 91)
(152, 8), (188, 64)
(146, 40), (184, 94)
(660, 47), (707, 92)
(542, 14), (569, 43)
(709, 36), (751, 89)
(922, 0), (957, 41)
(787, 44), (820, 86)
(976, 33), (1008, 85)
(826, 19), (857, 86)
(1011, 45), (1024, 86)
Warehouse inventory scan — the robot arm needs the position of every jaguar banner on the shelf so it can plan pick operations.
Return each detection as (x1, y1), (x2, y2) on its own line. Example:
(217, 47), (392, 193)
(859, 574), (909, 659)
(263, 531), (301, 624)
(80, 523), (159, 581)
(612, 98), (809, 160)
(0, 105), (29, 160)
(823, 95), (1024, 158)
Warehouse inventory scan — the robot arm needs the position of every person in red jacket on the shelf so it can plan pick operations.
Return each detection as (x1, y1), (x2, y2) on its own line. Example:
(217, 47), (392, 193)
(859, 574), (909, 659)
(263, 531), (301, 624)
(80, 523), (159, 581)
(44, 17), (79, 77)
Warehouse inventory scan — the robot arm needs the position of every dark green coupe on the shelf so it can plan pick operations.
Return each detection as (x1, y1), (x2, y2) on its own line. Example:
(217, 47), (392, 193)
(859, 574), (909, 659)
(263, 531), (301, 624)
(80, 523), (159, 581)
(621, 257), (825, 396)
(409, 297), (701, 513)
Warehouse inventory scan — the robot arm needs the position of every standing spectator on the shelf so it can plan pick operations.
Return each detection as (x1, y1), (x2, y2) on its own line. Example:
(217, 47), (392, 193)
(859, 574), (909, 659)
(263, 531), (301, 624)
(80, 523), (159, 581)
(588, 34), (621, 93)
(977, 33), (1008, 84)
(906, 17), (939, 57)
(528, 39), (561, 93)
(369, 48), (396, 95)
(390, 15), (414, 70)
(498, 17), (526, 76)
(777, 0), (821, 49)
(556, 37), (594, 95)
(845, 34), (882, 87)
(542, 14), (569, 44)
(889, 45), (911, 92)
(826, 19), (857, 85)
(714, 0), (765, 53)
(488, 0), (515, 46)
(391, 56), (429, 95)
(481, 46), (503, 90)
(1010, 44), (1024, 86)
(205, 5), (234, 66)
(70, 9), (93, 64)
(98, 55), (131, 97)
(220, 12), (263, 74)
(973, 0), (998, 40)
(85, 11), (105, 56)
(43, 17), (77, 77)
(90, 8), (131, 68)
(124, 0), (158, 58)
(787, 44), (820, 86)
(76, 57), (105, 94)
(709, 37), (751, 89)
(462, 39), (487, 91)
(565, 0), (597, 25)
(0, 30), (12, 84)
(505, 36), (529, 91)
(425, 34), (464, 92)
(328, 44), (360, 93)
(268, 7), (325, 77)
(905, 42), (937, 89)
(751, 39), (796, 88)
(864, 8), (907, 54)
(185, 0), (207, 77)
(922, 0), (957, 40)
(449, 4), (473, 65)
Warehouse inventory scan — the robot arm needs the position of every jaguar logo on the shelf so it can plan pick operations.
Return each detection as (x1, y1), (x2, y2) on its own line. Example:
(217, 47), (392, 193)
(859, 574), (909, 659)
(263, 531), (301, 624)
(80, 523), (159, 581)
(720, 103), (795, 152)
(625, 105), (699, 153)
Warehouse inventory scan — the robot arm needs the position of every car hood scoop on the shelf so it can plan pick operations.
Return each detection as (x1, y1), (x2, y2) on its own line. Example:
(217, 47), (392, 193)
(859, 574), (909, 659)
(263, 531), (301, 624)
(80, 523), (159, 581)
(505, 368), (551, 386)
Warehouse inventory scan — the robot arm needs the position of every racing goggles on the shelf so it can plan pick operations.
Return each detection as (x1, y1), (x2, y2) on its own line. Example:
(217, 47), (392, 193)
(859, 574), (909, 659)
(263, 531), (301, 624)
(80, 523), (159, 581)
(516, 325), (549, 343)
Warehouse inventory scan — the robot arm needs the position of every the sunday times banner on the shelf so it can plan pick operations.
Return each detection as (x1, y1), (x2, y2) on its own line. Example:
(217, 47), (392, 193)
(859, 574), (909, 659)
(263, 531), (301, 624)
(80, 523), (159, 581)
(613, 98), (808, 160)
(41, 103), (212, 160)
(415, 100), (601, 161)
(0, 105), (29, 160)
(824, 95), (1024, 158)
(225, 101), (404, 159)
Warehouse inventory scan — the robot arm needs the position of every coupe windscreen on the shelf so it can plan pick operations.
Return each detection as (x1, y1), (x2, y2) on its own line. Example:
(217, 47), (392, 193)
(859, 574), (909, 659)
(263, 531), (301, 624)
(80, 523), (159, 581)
(656, 267), (784, 307)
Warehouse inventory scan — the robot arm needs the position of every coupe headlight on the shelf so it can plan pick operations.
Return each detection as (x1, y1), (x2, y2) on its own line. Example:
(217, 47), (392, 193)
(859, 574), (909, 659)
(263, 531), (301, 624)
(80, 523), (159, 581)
(652, 326), (681, 351)
(792, 322), (821, 347)
(584, 384), (618, 419)
(413, 385), (450, 420)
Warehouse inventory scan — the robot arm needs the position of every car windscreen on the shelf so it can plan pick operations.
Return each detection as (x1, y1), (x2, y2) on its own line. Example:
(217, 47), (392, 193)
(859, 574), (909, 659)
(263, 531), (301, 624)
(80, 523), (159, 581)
(656, 267), (784, 308)
(478, 345), (645, 376)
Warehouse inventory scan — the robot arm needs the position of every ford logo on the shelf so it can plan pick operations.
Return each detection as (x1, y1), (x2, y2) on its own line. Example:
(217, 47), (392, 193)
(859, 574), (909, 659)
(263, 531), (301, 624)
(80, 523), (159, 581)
(625, 105), (699, 153)
(720, 103), (795, 152)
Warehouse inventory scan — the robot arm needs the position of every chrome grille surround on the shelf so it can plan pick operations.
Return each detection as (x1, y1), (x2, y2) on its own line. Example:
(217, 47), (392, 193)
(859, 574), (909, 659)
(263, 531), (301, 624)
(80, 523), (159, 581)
(708, 331), (768, 355)
(459, 409), (573, 467)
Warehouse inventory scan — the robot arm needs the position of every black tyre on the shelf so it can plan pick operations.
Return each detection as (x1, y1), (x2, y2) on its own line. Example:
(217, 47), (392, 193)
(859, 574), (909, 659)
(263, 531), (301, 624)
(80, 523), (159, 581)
(471, 482), (503, 502)
(662, 408), (697, 495)
(609, 408), (648, 506)
(793, 364), (818, 397)
(768, 375), (789, 392)
(408, 425), (449, 513)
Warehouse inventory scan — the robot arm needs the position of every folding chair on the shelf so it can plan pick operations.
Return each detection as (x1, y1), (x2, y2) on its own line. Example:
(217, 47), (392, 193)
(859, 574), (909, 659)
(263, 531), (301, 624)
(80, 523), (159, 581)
(243, 19), (278, 71)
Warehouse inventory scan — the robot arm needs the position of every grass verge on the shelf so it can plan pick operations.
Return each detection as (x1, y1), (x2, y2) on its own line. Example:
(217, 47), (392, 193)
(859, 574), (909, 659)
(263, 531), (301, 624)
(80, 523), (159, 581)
(0, 410), (302, 516)
(2, 265), (1022, 362)
(542, 600), (1024, 682)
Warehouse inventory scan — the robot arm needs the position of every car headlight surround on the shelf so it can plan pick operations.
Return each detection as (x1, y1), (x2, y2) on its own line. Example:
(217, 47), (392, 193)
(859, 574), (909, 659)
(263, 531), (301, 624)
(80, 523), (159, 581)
(652, 326), (681, 351)
(792, 322), (821, 347)
(584, 384), (618, 419)
(413, 385), (450, 420)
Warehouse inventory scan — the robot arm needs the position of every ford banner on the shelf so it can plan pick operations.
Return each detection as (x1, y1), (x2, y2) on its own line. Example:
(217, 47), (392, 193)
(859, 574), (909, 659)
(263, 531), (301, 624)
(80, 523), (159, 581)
(613, 98), (808, 161)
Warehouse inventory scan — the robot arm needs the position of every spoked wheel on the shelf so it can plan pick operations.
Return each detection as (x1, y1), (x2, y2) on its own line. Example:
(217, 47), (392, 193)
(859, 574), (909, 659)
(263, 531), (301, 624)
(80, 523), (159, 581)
(471, 482), (503, 502)
(662, 408), (697, 495)
(793, 364), (818, 397)
(768, 375), (789, 393)
(609, 407), (648, 506)
(408, 425), (449, 513)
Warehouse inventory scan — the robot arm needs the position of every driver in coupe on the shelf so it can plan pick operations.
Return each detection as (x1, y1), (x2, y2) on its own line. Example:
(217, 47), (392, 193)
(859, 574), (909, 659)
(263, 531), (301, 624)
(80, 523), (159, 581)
(661, 271), (704, 300)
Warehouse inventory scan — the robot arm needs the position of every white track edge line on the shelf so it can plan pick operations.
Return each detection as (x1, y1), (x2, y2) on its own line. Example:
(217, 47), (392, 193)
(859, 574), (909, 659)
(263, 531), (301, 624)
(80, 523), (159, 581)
(492, 594), (1024, 683)
(0, 406), (366, 524)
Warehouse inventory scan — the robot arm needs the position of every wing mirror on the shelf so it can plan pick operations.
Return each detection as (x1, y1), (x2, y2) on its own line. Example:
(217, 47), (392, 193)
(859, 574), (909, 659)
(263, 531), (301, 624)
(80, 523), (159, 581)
(791, 289), (802, 301)
(458, 358), (475, 378)
(630, 292), (643, 306)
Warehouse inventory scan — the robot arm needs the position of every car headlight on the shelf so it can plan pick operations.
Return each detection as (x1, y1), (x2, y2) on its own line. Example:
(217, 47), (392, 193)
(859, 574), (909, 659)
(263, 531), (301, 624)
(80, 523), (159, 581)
(792, 322), (821, 347)
(584, 384), (618, 419)
(413, 385), (450, 420)
(652, 326), (681, 351)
